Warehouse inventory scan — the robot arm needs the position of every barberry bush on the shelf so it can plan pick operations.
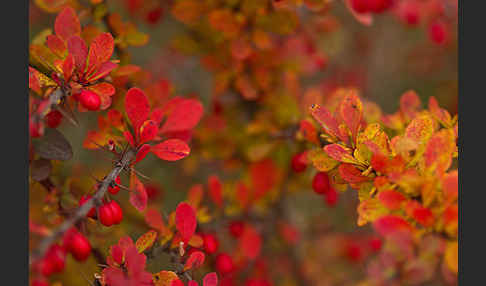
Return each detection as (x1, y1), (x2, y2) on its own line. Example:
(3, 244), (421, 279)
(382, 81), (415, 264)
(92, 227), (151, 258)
(29, 1), (457, 286)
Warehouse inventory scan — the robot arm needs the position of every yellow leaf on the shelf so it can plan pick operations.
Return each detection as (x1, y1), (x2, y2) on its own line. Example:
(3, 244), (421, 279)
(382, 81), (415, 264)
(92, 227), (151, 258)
(307, 148), (339, 172)
(444, 241), (458, 274)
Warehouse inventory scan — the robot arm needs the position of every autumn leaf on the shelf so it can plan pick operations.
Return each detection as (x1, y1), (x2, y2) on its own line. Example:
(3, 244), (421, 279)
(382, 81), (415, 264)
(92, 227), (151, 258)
(151, 139), (190, 161)
(153, 270), (179, 286)
(125, 87), (150, 132)
(339, 92), (363, 142)
(203, 272), (218, 286)
(55, 7), (80, 41)
(184, 251), (205, 271)
(135, 230), (157, 253)
(324, 144), (361, 165)
(239, 225), (262, 260)
(130, 171), (148, 212)
(175, 202), (197, 243)
(160, 98), (204, 134)
(208, 175), (223, 208)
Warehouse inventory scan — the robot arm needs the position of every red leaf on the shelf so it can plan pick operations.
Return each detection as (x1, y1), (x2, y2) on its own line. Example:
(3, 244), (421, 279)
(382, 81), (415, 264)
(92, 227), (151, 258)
(139, 120), (158, 145)
(208, 175), (223, 208)
(250, 159), (278, 201)
(123, 131), (135, 148)
(125, 87), (150, 132)
(134, 144), (151, 165)
(160, 98), (204, 134)
(67, 36), (88, 73)
(175, 202), (197, 243)
(324, 144), (356, 163)
(62, 54), (74, 81)
(188, 281), (199, 286)
(236, 182), (249, 210)
(203, 272), (218, 286)
(151, 139), (190, 161)
(184, 251), (205, 271)
(151, 107), (165, 125)
(55, 7), (81, 41)
(442, 171), (458, 202)
(129, 172), (148, 212)
(86, 61), (118, 82)
(400, 90), (421, 120)
(86, 33), (115, 75)
(239, 225), (262, 260)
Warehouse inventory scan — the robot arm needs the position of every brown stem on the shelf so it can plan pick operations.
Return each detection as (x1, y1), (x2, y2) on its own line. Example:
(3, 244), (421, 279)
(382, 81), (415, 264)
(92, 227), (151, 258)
(29, 148), (136, 266)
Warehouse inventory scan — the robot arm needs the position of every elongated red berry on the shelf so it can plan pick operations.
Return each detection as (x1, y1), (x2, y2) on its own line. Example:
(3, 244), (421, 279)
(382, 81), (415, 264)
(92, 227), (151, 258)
(428, 20), (448, 45)
(109, 200), (123, 225)
(325, 188), (338, 207)
(203, 234), (219, 254)
(312, 172), (330, 194)
(41, 244), (66, 276)
(228, 221), (245, 238)
(215, 253), (234, 274)
(79, 90), (101, 111)
(108, 176), (121, 194)
(46, 110), (63, 128)
(65, 230), (91, 261)
(99, 203), (115, 226)
(291, 152), (307, 173)
(369, 0), (393, 13)
(79, 195), (96, 218)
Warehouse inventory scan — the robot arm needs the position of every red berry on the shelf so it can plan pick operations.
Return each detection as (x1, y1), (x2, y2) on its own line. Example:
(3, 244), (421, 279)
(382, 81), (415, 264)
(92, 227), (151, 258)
(215, 253), (234, 274)
(108, 200), (123, 225)
(312, 172), (330, 194)
(42, 244), (66, 276)
(369, 237), (382, 252)
(325, 188), (338, 207)
(291, 152), (307, 173)
(146, 7), (163, 24)
(64, 229), (91, 261)
(351, 0), (370, 13)
(108, 176), (121, 194)
(428, 20), (448, 45)
(399, 1), (420, 26)
(79, 195), (96, 218)
(99, 203), (115, 226)
(203, 234), (219, 254)
(368, 0), (393, 13)
(78, 90), (101, 111)
(30, 118), (44, 138)
(228, 221), (245, 238)
(346, 243), (362, 262)
(46, 110), (63, 128)
(31, 279), (49, 286)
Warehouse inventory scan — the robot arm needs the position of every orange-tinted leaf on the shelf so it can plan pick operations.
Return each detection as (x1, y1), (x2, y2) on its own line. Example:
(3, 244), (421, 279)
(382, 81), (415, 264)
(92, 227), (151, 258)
(130, 171), (148, 211)
(124, 130), (135, 147)
(442, 170), (458, 202)
(338, 163), (370, 184)
(299, 119), (319, 144)
(145, 208), (167, 233)
(136, 230), (157, 253)
(250, 159), (278, 201)
(153, 270), (178, 286)
(404, 114), (435, 145)
(86, 33), (115, 74)
(400, 90), (421, 120)
(134, 144), (151, 165)
(175, 202), (197, 243)
(151, 139), (190, 161)
(184, 251), (205, 271)
(429, 96), (452, 126)
(324, 144), (360, 165)
(203, 272), (218, 286)
(188, 234), (204, 248)
(424, 130), (455, 173)
(444, 241), (458, 274)
(67, 35), (88, 72)
(46, 35), (66, 57)
(160, 98), (203, 134)
(86, 61), (118, 82)
(139, 120), (158, 145)
(55, 7), (80, 41)
(309, 104), (341, 140)
(339, 92), (363, 141)
(62, 54), (74, 81)
(125, 87), (150, 131)
(208, 175), (223, 208)
(377, 190), (406, 210)
(187, 184), (204, 209)
(112, 64), (141, 77)
(373, 215), (412, 237)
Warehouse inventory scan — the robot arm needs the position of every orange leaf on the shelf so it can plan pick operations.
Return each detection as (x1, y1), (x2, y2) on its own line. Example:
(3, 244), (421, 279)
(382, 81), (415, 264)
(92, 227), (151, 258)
(309, 104), (341, 140)
(377, 190), (406, 210)
(324, 144), (360, 165)
(400, 90), (421, 121)
(153, 270), (178, 286)
(145, 208), (167, 233)
(184, 251), (205, 271)
(67, 36), (88, 73)
(129, 171), (148, 212)
(339, 92), (363, 142)
(338, 163), (370, 184)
